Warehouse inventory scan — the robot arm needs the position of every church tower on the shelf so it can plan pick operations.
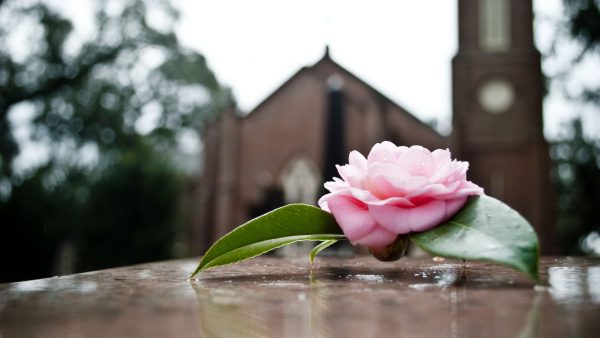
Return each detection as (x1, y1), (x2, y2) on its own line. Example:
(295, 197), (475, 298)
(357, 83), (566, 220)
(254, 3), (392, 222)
(452, 0), (555, 253)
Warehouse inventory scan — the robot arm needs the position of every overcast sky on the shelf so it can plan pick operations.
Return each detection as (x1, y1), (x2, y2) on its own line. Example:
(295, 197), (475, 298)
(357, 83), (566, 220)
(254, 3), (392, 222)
(176, 0), (456, 133)
(174, 0), (599, 138)
(16, 0), (600, 152)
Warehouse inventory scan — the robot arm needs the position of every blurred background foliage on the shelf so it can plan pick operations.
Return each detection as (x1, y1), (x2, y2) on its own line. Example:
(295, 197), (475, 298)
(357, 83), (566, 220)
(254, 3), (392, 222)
(552, 120), (600, 255)
(0, 0), (227, 282)
(550, 0), (600, 255)
(0, 0), (599, 282)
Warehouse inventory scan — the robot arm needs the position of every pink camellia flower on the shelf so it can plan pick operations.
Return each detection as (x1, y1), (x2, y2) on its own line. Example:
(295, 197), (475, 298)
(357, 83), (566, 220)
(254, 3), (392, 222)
(318, 142), (483, 249)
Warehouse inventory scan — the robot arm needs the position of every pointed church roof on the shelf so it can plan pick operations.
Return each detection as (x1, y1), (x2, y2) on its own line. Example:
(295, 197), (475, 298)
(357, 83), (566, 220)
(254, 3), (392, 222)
(243, 47), (442, 138)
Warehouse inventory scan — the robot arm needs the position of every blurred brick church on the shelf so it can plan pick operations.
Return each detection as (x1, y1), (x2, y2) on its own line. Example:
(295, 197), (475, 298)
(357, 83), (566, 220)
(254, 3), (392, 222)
(187, 0), (556, 254)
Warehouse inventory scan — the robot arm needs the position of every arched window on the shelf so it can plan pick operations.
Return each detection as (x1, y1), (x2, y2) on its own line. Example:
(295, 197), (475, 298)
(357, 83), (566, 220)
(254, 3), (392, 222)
(479, 0), (511, 52)
(280, 156), (321, 205)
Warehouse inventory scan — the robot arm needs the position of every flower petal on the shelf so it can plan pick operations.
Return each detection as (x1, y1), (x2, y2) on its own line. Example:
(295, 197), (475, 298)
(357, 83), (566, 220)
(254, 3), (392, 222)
(351, 226), (397, 247)
(397, 145), (436, 177)
(366, 196), (415, 207)
(367, 162), (411, 182)
(430, 161), (468, 184)
(431, 148), (452, 169)
(324, 179), (349, 194)
(325, 195), (377, 241)
(348, 150), (368, 171)
(363, 175), (400, 200)
(336, 164), (364, 187)
(367, 141), (397, 164)
(443, 197), (469, 221)
(349, 186), (414, 207)
(369, 200), (449, 234)
(349, 186), (380, 203)
(407, 181), (460, 199)
(367, 162), (429, 196)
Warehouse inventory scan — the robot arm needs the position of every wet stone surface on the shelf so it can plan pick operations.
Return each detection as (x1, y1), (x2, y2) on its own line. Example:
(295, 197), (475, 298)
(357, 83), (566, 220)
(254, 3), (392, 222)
(1, 256), (600, 337)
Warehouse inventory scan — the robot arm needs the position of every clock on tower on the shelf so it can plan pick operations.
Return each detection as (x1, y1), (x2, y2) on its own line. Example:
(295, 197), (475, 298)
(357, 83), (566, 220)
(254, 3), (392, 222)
(452, 0), (555, 253)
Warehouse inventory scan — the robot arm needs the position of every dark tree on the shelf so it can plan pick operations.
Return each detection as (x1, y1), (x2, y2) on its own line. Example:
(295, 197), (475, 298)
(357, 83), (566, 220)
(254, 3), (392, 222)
(551, 120), (600, 254)
(557, 0), (600, 104)
(564, 0), (600, 50)
(0, 0), (227, 282)
(547, 1), (600, 254)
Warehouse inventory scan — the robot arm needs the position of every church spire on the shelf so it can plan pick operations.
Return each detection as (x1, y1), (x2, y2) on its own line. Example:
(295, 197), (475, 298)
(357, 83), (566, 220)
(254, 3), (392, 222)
(323, 45), (331, 59)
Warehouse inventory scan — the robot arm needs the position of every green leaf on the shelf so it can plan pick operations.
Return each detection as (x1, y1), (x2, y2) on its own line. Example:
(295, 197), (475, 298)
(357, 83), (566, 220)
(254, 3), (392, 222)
(310, 240), (338, 264)
(410, 195), (540, 281)
(191, 204), (345, 277)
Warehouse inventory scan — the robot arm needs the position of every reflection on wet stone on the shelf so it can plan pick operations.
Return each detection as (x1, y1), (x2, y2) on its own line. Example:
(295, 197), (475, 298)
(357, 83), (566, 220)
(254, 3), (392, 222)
(2, 257), (600, 337)
(189, 257), (599, 338)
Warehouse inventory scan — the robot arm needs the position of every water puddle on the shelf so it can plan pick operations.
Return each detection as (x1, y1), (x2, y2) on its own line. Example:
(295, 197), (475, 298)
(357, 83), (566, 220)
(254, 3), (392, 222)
(548, 266), (600, 304)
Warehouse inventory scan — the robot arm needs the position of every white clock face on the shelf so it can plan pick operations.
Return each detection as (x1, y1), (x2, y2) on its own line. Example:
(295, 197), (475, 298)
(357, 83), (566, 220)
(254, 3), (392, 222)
(478, 79), (515, 114)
